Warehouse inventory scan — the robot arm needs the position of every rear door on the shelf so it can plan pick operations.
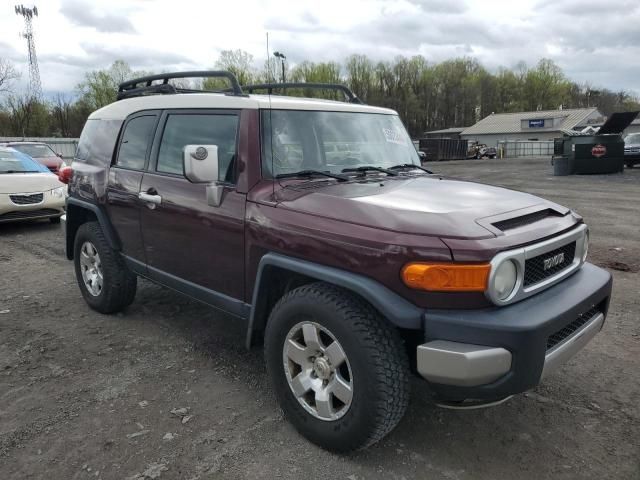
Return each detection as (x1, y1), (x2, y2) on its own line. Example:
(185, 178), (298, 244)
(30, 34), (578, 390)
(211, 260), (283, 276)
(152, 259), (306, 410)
(106, 111), (159, 263)
(139, 109), (246, 302)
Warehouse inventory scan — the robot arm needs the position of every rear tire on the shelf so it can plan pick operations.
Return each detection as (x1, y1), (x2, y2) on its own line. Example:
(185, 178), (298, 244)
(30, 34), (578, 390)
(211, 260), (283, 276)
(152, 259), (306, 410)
(264, 282), (410, 452)
(73, 221), (137, 314)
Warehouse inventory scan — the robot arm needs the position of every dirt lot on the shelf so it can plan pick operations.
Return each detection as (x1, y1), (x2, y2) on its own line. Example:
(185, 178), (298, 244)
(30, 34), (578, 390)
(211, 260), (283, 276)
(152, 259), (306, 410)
(1, 157), (638, 480)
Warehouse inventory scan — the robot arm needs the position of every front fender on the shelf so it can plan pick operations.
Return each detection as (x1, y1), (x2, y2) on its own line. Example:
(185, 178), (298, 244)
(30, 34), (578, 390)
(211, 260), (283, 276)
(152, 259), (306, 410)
(246, 252), (423, 348)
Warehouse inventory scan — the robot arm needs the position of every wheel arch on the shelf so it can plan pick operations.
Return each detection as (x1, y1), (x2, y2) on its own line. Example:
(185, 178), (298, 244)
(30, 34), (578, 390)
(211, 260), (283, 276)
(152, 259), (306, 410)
(65, 197), (121, 260)
(246, 252), (423, 349)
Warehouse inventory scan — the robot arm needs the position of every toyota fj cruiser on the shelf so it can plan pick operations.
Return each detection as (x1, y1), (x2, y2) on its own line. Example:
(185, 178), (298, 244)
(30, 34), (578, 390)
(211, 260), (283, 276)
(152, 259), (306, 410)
(61, 71), (612, 452)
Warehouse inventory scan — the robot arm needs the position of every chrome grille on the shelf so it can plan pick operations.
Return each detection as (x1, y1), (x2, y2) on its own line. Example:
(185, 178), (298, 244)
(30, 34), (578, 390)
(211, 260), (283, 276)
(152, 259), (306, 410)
(547, 307), (601, 351)
(524, 242), (576, 287)
(9, 193), (43, 205)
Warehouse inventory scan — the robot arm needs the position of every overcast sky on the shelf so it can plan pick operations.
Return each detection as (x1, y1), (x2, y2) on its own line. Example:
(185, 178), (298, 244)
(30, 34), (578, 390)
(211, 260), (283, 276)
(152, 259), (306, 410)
(1, 0), (638, 97)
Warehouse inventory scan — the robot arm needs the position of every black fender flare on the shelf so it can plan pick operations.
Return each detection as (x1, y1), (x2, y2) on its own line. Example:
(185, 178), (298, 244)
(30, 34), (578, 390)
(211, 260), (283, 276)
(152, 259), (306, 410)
(65, 197), (121, 259)
(246, 252), (423, 348)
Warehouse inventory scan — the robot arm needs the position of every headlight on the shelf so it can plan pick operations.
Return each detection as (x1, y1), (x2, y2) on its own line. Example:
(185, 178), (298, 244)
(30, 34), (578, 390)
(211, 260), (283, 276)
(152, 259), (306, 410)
(582, 230), (589, 262)
(492, 259), (518, 301)
(51, 186), (65, 198)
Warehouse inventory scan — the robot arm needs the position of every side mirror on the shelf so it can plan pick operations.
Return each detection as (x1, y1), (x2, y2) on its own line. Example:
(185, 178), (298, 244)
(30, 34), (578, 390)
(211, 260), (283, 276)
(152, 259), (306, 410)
(183, 145), (223, 207)
(184, 145), (218, 183)
(418, 151), (426, 161)
(56, 152), (63, 158)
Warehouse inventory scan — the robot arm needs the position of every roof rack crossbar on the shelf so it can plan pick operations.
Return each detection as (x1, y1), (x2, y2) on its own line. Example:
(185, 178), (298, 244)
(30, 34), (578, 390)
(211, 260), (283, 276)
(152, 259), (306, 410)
(117, 70), (244, 100)
(242, 82), (363, 104)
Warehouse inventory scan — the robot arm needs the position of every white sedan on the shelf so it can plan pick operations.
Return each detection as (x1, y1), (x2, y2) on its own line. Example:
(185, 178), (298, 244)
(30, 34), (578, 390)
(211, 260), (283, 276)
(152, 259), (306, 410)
(0, 147), (66, 224)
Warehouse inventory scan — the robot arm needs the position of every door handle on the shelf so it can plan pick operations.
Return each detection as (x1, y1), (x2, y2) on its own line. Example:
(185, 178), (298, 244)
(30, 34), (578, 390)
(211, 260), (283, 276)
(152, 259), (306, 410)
(138, 192), (162, 207)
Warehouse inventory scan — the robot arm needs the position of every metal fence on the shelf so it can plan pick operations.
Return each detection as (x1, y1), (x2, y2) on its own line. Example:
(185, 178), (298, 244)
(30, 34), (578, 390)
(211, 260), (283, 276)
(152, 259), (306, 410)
(0, 137), (79, 160)
(498, 140), (554, 158)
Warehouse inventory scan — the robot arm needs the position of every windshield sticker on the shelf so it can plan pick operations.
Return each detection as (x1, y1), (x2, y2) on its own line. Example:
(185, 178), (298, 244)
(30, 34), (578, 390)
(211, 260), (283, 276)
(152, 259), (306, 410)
(383, 127), (406, 146)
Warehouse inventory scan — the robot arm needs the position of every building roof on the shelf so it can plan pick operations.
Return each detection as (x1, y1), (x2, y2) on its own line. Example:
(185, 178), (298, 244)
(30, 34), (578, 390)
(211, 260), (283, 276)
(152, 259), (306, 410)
(461, 108), (600, 135)
(423, 127), (466, 135)
(89, 93), (397, 121)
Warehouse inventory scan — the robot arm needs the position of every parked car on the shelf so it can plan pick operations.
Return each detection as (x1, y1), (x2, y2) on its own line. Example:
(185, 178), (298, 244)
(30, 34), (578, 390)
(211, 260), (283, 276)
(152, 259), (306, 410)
(0, 147), (66, 224)
(623, 132), (640, 168)
(0, 141), (66, 173)
(468, 142), (497, 159)
(61, 72), (612, 452)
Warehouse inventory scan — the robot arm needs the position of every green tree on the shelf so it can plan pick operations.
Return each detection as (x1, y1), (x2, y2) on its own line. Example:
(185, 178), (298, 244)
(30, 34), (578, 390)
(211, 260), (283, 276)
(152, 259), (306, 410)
(76, 60), (146, 110)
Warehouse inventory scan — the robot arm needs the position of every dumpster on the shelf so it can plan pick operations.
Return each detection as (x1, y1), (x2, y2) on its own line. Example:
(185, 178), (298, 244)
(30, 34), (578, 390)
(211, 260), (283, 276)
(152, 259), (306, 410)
(553, 111), (639, 174)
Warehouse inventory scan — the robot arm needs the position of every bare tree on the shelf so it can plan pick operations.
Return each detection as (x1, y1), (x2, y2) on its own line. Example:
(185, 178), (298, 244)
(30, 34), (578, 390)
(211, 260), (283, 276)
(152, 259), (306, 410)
(0, 59), (19, 95)
(52, 93), (73, 137)
(5, 93), (33, 136)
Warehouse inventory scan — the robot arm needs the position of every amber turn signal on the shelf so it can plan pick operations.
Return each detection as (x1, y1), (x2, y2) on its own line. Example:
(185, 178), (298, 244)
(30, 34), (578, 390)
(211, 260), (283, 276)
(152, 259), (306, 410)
(401, 263), (490, 292)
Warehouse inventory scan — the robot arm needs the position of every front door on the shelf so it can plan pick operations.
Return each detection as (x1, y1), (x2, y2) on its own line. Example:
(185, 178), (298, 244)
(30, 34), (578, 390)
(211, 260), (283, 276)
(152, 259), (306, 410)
(139, 110), (246, 302)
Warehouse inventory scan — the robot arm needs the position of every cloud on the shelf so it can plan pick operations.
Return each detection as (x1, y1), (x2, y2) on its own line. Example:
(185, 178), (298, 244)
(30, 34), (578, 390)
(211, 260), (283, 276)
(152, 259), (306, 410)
(405, 0), (467, 14)
(59, 0), (136, 33)
(2, 0), (638, 96)
(40, 44), (193, 70)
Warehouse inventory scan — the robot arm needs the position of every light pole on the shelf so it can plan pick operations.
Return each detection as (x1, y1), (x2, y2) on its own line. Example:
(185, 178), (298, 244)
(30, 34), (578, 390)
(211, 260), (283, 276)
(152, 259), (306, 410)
(273, 51), (286, 83)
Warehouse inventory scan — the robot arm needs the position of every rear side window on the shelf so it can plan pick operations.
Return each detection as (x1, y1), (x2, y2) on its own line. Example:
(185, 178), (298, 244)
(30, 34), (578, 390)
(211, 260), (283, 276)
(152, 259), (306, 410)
(157, 113), (239, 182)
(76, 119), (122, 165)
(116, 115), (157, 170)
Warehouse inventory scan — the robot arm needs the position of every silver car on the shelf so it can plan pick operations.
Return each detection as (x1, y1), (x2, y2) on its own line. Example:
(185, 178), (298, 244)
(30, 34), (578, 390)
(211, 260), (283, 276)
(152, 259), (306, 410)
(624, 133), (640, 168)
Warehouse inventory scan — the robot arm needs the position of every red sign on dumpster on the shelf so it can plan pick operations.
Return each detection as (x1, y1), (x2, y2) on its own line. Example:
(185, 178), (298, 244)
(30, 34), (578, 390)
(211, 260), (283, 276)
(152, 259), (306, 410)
(591, 144), (607, 158)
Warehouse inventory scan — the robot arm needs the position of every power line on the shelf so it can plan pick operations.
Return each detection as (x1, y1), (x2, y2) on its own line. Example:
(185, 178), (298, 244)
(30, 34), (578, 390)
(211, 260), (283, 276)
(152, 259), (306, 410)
(15, 4), (42, 100)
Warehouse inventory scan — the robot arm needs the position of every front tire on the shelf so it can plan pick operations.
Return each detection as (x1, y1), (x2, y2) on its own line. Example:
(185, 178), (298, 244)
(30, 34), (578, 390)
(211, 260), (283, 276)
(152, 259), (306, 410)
(264, 282), (410, 452)
(73, 222), (137, 314)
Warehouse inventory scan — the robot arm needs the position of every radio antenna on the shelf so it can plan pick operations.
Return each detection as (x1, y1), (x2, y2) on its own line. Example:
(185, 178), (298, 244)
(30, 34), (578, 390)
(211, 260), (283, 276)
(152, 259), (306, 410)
(266, 32), (275, 198)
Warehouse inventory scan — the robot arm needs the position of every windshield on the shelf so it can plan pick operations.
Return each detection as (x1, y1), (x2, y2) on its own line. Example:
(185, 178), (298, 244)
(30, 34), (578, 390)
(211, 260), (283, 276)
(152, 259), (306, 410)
(0, 149), (50, 173)
(10, 143), (56, 158)
(625, 133), (640, 144)
(261, 110), (419, 177)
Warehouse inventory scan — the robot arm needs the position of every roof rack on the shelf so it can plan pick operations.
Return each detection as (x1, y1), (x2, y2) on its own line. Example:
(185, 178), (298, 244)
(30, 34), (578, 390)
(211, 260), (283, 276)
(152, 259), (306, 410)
(117, 71), (244, 100)
(242, 82), (363, 104)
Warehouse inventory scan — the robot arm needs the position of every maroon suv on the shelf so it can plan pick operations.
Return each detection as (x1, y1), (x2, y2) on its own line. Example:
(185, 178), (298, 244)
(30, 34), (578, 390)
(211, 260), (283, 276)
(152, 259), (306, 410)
(61, 72), (612, 452)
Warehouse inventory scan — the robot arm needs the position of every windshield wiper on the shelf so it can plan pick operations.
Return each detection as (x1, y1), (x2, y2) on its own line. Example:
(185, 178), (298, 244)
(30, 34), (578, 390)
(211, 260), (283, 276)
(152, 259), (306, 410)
(2, 170), (40, 173)
(276, 169), (348, 182)
(388, 163), (433, 174)
(341, 166), (398, 176)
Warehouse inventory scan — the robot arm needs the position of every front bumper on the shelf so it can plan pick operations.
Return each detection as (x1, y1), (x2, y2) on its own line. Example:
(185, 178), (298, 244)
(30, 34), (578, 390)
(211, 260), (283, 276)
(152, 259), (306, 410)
(624, 153), (640, 165)
(0, 192), (65, 223)
(417, 262), (612, 402)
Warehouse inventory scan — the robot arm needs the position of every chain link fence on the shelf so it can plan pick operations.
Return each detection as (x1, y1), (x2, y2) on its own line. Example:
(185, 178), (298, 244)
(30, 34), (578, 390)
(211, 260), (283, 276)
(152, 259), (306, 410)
(498, 140), (554, 158)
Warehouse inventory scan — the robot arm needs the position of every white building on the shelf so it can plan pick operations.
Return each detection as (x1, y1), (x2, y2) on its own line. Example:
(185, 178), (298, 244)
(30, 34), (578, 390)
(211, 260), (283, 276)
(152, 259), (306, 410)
(459, 108), (605, 147)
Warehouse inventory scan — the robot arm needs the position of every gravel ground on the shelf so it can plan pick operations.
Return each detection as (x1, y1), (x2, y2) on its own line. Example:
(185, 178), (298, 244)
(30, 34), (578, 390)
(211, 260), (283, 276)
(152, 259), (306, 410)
(1, 157), (638, 480)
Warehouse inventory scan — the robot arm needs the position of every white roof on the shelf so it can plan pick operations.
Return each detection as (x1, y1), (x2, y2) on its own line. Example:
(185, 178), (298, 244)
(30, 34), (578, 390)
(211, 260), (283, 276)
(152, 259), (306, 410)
(89, 93), (396, 121)
(461, 108), (601, 135)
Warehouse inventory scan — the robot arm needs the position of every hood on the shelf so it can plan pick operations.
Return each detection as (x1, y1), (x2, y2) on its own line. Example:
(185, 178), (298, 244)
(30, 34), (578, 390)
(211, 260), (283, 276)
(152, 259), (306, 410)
(275, 175), (569, 239)
(36, 156), (64, 169)
(0, 172), (63, 194)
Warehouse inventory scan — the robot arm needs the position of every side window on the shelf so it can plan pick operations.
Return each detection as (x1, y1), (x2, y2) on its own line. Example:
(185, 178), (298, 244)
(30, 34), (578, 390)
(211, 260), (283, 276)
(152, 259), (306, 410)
(116, 115), (156, 170)
(76, 119), (122, 165)
(157, 114), (239, 182)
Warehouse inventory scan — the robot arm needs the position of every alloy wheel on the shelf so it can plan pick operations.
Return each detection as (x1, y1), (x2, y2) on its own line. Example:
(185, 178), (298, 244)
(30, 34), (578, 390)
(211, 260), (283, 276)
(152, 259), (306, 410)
(79, 241), (103, 296)
(282, 321), (353, 421)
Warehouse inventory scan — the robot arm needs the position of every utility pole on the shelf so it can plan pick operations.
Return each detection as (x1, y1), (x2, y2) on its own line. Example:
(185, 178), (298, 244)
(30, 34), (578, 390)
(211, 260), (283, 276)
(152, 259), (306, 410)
(274, 51), (286, 83)
(15, 4), (42, 100)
